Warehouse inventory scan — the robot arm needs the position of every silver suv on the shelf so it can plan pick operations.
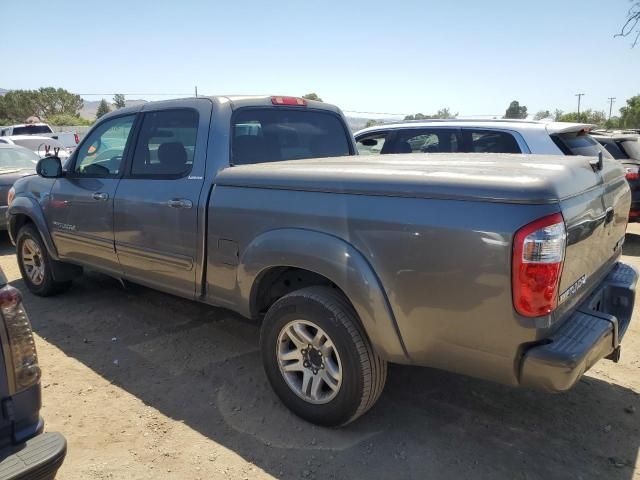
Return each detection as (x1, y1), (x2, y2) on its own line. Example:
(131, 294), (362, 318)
(354, 119), (611, 158)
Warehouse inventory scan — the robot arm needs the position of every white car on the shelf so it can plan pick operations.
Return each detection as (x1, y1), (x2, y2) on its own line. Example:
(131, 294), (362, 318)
(354, 119), (611, 158)
(0, 136), (71, 161)
(0, 123), (79, 153)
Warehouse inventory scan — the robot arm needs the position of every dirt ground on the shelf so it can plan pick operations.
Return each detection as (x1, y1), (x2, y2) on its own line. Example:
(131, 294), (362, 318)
(1, 226), (639, 480)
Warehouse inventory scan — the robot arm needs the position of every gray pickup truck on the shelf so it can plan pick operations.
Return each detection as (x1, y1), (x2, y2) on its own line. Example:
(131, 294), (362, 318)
(6, 96), (638, 426)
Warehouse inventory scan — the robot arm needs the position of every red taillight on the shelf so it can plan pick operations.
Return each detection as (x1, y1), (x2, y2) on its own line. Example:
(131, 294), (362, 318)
(629, 209), (640, 219)
(512, 213), (566, 317)
(74, 133), (79, 144)
(0, 285), (21, 309)
(271, 96), (307, 106)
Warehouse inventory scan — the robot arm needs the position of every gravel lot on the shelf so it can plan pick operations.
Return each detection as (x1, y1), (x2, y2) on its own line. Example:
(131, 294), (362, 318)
(1, 226), (639, 480)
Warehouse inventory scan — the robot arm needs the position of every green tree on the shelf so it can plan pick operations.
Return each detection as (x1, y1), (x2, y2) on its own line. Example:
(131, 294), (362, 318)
(113, 94), (126, 109)
(0, 90), (40, 122)
(46, 113), (93, 126)
(302, 93), (323, 102)
(364, 119), (383, 128)
(504, 100), (528, 119)
(534, 110), (552, 120)
(553, 109), (607, 126)
(34, 87), (83, 118)
(403, 108), (457, 121)
(620, 94), (640, 127)
(96, 99), (111, 119)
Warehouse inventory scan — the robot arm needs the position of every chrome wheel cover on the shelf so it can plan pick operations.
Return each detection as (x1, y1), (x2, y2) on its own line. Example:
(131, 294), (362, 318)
(276, 319), (343, 404)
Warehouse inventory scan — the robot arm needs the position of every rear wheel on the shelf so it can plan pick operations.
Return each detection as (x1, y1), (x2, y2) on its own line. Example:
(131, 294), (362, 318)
(260, 286), (387, 426)
(16, 224), (71, 296)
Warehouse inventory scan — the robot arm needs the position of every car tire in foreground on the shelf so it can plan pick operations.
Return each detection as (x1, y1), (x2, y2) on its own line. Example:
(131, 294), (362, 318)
(16, 224), (71, 296)
(260, 286), (387, 426)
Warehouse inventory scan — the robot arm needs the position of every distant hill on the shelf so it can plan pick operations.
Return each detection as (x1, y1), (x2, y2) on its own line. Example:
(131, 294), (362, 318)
(0, 88), (8, 96)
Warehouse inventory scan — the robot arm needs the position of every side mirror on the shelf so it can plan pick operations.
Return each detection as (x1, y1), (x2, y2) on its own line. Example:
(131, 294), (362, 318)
(36, 156), (63, 178)
(361, 138), (378, 147)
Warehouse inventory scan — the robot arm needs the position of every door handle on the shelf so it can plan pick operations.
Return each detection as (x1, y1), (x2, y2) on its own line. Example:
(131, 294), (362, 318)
(92, 192), (109, 201)
(166, 199), (193, 209)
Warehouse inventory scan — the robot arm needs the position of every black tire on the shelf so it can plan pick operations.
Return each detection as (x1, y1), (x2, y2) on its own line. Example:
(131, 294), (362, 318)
(260, 286), (387, 426)
(16, 224), (72, 296)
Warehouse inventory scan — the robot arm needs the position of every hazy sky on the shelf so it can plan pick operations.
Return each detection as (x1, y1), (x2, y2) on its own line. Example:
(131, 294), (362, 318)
(3, 0), (639, 118)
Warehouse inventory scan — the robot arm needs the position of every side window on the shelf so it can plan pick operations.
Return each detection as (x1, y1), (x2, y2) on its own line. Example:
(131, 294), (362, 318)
(74, 115), (135, 177)
(130, 109), (198, 177)
(400, 130), (459, 153)
(356, 133), (387, 155)
(463, 129), (521, 154)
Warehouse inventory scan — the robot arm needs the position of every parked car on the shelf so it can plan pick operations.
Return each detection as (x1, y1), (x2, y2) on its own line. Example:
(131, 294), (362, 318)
(354, 118), (611, 157)
(0, 267), (66, 478)
(6, 96), (637, 426)
(591, 132), (640, 221)
(0, 145), (37, 231)
(0, 136), (70, 162)
(0, 123), (79, 153)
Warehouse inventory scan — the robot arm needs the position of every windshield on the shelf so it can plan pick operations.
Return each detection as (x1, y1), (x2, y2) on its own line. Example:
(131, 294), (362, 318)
(0, 147), (38, 170)
(11, 125), (53, 135)
(621, 139), (640, 160)
(552, 132), (613, 158)
(231, 109), (352, 165)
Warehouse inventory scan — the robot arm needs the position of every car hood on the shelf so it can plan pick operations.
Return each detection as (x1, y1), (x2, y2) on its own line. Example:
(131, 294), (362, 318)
(215, 153), (620, 205)
(0, 169), (36, 185)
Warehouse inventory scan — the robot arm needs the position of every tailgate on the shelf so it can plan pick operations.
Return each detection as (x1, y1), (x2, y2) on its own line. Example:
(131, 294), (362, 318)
(555, 157), (630, 319)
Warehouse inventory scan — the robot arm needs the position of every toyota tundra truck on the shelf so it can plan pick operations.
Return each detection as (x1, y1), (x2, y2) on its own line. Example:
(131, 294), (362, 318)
(5, 96), (637, 426)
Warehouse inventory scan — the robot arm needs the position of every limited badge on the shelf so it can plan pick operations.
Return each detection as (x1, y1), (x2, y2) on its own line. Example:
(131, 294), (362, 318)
(559, 274), (587, 304)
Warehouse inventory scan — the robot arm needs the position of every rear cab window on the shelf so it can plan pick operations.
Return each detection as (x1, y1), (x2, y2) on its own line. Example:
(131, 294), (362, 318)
(231, 109), (352, 165)
(552, 131), (613, 158)
(12, 125), (53, 135)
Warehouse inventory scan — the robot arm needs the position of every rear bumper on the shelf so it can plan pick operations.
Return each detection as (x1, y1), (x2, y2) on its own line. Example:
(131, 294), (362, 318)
(520, 261), (637, 392)
(0, 432), (66, 480)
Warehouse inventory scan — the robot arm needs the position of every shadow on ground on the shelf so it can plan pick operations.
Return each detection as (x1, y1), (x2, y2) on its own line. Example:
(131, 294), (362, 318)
(2, 235), (639, 479)
(624, 232), (640, 257)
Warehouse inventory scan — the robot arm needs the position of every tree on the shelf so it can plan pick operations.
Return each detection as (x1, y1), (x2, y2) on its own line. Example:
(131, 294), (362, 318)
(0, 88), (83, 123)
(504, 100), (528, 119)
(302, 93), (323, 102)
(403, 108), (457, 121)
(96, 99), (111, 119)
(534, 110), (552, 120)
(616, 1), (640, 47)
(620, 94), (640, 127)
(113, 94), (126, 109)
(364, 119), (383, 128)
(46, 113), (92, 126)
(554, 109), (607, 126)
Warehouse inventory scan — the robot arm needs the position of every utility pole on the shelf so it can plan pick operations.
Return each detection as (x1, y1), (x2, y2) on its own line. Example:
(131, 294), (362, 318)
(195, 86), (198, 98)
(607, 97), (616, 120)
(575, 93), (585, 122)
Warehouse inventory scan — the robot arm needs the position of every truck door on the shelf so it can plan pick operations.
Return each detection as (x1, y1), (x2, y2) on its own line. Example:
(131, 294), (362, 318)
(48, 114), (136, 276)
(113, 105), (209, 298)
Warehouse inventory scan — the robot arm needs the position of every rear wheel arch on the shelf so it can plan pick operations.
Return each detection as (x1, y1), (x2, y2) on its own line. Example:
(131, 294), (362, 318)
(239, 228), (408, 362)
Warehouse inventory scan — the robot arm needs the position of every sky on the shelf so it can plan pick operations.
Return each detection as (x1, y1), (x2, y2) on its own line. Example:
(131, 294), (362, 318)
(2, 0), (640, 119)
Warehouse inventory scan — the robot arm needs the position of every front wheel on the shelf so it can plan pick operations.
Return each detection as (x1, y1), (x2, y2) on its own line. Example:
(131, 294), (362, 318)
(260, 286), (387, 426)
(16, 224), (71, 296)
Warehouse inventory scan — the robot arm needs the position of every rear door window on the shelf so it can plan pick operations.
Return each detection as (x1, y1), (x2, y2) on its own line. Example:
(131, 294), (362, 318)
(552, 131), (613, 158)
(232, 109), (352, 165)
(461, 129), (522, 154)
(130, 109), (198, 177)
(358, 129), (459, 154)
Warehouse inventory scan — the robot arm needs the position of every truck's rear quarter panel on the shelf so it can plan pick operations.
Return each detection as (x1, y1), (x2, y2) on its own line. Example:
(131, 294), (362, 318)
(206, 186), (558, 385)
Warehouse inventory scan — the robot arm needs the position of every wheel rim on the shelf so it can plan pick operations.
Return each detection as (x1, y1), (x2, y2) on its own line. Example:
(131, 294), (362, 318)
(276, 319), (343, 405)
(21, 239), (45, 286)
